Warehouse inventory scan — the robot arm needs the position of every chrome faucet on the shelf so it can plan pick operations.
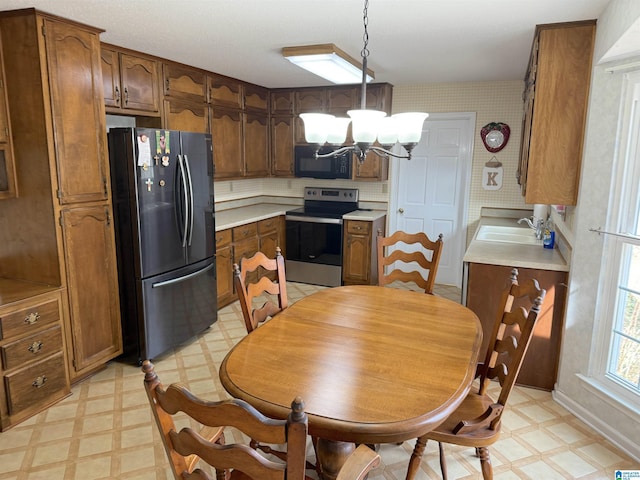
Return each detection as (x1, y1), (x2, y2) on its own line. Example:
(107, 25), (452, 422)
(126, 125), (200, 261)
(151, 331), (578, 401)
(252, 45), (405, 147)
(518, 217), (544, 240)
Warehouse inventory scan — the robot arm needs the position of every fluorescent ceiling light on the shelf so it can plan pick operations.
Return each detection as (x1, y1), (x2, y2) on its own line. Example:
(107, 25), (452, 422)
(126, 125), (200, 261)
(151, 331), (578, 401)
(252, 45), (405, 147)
(282, 44), (374, 84)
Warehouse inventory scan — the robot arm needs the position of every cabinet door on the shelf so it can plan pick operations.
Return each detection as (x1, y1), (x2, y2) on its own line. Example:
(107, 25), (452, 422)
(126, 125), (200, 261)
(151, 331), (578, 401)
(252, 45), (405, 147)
(271, 90), (294, 114)
(343, 227), (371, 285)
(211, 106), (243, 179)
(100, 47), (121, 108)
(163, 99), (209, 134)
(44, 19), (108, 204)
(244, 112), (269, 177)
(60, 205), (122, 375)
(466, 263), (567, 391)
(271, 116), (294, 177)
(163, 62), (207, 103)
(353, 152), (388, 181)
(208, 74), (242, 108)
(244, 84), (269, 112)
(0, 37), (17, 200)
(119, 53), (160, 113)
(216, 244), (234, 306)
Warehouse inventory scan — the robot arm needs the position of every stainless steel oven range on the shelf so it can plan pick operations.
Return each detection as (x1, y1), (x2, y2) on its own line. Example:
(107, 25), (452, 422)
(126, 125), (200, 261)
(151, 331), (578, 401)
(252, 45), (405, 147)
(285, 187), (359, 287)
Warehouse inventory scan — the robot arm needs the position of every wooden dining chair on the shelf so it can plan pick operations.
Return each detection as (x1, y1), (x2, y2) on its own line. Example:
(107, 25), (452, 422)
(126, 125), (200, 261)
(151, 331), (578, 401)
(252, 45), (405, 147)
(234, 246), (288, 334)
(377, 230), (444, 294)
(405, 268), (546, 480)
(143, 360), (381, 480)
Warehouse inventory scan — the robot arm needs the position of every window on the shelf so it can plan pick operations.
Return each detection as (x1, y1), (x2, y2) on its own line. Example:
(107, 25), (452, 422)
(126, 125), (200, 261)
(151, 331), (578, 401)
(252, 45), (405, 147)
(597, 70), (640, 397)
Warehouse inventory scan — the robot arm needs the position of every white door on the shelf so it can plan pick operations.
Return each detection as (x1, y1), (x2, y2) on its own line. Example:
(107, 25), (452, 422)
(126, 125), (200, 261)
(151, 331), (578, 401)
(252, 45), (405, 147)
(389, 113), (475, 288)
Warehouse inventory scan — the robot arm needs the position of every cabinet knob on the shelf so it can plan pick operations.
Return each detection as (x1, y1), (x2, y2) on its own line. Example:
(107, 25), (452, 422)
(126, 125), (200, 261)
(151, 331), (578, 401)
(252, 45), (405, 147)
(24, 312), (40, 325)
(28, 341), (43, 354)
(32, 375), (47, 388)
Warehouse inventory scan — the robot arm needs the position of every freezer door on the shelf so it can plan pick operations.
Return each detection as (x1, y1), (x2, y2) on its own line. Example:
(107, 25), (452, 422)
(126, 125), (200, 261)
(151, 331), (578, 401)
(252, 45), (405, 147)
(135, 128), (186, 278)
(180, 132), (215, 264)
(141, 257), (218, 361)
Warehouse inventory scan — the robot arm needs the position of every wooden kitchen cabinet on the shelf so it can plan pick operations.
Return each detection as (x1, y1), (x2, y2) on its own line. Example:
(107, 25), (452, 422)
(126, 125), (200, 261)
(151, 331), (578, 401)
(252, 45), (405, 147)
(215, 229), (234, 309)
(244, 112), (269, 177)
(60, 206), (122, 374)
(465, 262), (568, 391)
(271, 90), (294, 114)
(271, 115), (295, 176)
(518, 21), (595, 206)
(211, 106), (244, 178)
(163, 99), (209, 133)
(0, 10), (123, 386)
(163, 62), (207, 103)
(101, 45), (161, 115)
(343, 217), (385, 285)
(243, 83), (269, 112)
(0, 35), (17, 200)
(0, 285), (70, 431)
(258, 216), (284, 280)
(208, 73), (243, 109)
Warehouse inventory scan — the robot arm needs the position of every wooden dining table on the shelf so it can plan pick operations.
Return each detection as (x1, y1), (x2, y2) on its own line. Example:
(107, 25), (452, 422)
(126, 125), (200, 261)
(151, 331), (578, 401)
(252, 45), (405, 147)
(219, 285), (483, 480)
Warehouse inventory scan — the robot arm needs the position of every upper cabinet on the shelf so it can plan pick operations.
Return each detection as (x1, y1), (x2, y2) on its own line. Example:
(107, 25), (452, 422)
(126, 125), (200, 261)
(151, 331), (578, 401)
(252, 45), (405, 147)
(518, 21), (595, 206)
(101, 45), (161, 115)
(163, 62), (207, 103)
(0, 34), (17, 199)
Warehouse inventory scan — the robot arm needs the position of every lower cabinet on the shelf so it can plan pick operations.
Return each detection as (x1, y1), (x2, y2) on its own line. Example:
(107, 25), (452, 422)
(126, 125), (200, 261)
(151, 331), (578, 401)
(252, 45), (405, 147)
(465, 262), (568, 391)
(215, 215), (286, 309)
(60, 205), (123, 379)
(342, 217), (386, 285)
(0, 288), (71, 431)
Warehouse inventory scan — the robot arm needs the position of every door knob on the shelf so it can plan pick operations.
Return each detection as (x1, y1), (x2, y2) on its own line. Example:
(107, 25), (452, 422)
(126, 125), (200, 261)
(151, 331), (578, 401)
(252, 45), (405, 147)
(398, 208), (404, 214)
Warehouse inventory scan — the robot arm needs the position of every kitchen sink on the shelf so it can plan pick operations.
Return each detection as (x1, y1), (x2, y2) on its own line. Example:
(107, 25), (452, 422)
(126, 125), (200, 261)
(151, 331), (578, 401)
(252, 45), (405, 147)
(475, 225), (542, 245)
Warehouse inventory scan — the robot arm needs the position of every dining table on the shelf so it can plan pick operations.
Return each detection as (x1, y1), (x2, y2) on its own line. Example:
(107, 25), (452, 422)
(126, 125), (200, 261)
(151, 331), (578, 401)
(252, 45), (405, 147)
(219, 285), (483, 480)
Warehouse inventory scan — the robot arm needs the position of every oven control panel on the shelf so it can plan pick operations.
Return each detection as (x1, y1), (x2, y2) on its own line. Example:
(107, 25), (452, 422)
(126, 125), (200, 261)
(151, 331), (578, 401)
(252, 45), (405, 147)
(303, 187), (359, 202)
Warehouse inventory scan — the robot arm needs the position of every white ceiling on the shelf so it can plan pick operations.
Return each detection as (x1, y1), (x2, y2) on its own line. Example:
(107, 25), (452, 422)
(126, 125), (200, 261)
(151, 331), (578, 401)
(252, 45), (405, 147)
(1, 0), (612, 88)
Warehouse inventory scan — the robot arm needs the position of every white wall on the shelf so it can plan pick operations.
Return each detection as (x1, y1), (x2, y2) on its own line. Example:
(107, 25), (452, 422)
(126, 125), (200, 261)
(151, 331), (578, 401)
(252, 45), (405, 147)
(553, 0), (640, 460)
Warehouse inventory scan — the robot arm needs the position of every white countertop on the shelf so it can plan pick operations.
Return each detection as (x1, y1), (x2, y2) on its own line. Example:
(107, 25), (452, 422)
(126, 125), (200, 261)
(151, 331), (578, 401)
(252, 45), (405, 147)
(215, 204), (387, 231)
(463, 217), (569, 272)
(343, 210), (387, 221)
(215, 204), (297, 231)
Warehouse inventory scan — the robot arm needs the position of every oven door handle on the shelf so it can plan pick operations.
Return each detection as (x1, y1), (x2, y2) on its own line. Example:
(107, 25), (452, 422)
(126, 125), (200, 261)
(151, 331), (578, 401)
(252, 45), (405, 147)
(285, 215), (343, 225)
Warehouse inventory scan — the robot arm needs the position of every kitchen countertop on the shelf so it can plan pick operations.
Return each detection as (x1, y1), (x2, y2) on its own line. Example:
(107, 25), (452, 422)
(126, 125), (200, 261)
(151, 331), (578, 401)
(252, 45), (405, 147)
(215, 204), (387, 231)
(463, 217), (569, 272)
(215, 204), (298, 231)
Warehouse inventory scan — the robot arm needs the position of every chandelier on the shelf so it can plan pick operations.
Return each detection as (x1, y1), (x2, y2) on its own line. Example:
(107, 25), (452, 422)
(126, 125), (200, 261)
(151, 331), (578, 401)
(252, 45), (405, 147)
(296, 0), (428, 162)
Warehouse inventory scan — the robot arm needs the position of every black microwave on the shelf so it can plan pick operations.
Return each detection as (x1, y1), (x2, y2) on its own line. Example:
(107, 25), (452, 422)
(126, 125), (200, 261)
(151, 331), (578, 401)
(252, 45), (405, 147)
(294, 145), (352, 179)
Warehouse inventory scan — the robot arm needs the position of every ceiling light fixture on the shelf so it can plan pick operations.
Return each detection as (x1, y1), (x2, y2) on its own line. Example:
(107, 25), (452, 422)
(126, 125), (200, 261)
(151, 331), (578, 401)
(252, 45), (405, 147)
(282, 43), (374, 85)
(296, 0), (428, 162)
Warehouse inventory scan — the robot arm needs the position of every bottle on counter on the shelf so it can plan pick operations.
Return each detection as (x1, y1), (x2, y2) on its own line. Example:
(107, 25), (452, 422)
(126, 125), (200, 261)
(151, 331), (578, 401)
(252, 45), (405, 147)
(543, 217), (555, 249)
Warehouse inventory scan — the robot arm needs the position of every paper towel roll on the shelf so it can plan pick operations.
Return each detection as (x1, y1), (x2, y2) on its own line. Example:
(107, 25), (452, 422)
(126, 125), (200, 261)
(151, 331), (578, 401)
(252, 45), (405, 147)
(533, 204), (549, 221)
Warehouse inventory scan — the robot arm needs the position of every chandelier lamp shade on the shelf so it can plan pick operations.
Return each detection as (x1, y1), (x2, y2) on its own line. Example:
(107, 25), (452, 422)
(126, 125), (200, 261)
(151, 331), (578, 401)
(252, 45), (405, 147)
(285, 0), (429, 162)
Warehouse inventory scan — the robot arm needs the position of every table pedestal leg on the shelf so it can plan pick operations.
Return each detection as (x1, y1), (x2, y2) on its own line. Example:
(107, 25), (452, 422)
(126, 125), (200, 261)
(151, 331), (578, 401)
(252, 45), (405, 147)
(316, 438), (355, 480)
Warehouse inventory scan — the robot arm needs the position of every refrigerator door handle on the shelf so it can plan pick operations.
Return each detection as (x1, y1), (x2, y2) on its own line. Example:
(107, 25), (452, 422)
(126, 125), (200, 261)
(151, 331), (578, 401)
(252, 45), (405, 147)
(177, 154), (190, 248)
(183, 154), (195, 247)
(151, 262), (214, 288)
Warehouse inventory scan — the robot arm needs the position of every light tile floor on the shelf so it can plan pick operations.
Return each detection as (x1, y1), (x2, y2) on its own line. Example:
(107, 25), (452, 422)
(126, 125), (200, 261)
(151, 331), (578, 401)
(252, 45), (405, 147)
(0, 282), (637, 479)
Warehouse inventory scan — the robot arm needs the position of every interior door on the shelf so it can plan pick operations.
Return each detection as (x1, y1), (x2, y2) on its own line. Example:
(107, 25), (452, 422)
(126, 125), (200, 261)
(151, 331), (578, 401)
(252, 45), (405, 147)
(389, 113), (475, 288)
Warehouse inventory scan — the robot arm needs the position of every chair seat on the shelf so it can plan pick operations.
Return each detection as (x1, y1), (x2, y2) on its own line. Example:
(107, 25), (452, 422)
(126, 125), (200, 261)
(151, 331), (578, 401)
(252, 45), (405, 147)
(425, 388), (499, 448)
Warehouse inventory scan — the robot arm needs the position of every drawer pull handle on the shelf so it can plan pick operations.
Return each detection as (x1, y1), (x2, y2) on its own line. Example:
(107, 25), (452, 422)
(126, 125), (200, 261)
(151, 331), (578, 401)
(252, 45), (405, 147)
(24, 312), (40, 325)
(28, 341), (43, 354)
(32, 375), (47, 388)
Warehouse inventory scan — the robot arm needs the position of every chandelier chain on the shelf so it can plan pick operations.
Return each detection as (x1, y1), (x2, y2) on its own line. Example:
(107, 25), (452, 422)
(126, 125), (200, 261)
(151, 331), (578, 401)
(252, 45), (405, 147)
(361, 0), (369, 59)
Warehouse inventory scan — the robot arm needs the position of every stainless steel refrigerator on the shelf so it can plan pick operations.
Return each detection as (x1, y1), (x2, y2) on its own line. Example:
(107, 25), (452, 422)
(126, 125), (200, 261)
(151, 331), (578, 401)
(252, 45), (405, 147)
(108, 128), (217, 363)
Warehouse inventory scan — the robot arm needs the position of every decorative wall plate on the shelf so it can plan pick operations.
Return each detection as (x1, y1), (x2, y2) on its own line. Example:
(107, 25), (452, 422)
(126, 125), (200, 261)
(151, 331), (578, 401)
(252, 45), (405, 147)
(480, 122), (510, 153)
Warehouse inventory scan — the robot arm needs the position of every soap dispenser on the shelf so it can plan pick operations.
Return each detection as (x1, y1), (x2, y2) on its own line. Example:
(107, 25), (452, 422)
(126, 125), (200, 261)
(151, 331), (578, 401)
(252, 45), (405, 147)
(543, 217), (555, 249)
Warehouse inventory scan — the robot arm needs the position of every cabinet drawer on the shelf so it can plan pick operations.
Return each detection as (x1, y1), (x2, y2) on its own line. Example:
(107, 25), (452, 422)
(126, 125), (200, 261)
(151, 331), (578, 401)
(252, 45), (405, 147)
(215, 229), (232, 248)
(1, 325), (63, 371)
(258, 217), (279, 235)
(0, 299), (60, 341)
(233, 223), (258, 241)
(5, 352), (67, 416)
(346, 221), (371, 235)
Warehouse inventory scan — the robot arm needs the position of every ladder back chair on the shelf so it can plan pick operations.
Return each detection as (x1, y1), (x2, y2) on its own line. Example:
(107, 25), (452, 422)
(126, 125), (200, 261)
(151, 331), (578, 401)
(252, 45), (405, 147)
(377, 230), (444, 294)
(234, 246), (288, 334)
(405, 268), (546, 480)
(143, 360), (381, 480)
